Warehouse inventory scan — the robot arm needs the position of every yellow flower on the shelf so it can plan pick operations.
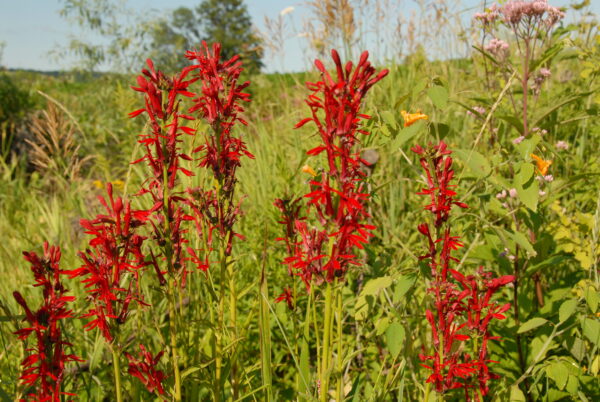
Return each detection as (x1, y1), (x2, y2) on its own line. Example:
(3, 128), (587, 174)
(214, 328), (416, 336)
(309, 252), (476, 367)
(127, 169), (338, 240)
(530, 154), (552, 175)
(112, 180), (125, 190)
(401, 110), (428, 127)
(302, 165), (317, 177)
(92, 180), (104, 189)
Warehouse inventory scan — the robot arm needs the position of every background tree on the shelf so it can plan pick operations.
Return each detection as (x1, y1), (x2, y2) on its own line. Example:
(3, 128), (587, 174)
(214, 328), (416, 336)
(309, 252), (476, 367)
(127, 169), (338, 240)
(145, 7), (204, 72)
(196, 0), (263, 73)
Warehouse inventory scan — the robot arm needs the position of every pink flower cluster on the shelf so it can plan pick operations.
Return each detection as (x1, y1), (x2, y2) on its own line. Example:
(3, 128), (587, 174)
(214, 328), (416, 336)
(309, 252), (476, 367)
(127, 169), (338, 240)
(476, 1), (565, 28)
(484, 38), (510, 60)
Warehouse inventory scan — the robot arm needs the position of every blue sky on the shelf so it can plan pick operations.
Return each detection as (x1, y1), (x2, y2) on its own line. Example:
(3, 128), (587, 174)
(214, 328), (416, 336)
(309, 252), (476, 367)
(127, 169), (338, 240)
(0, 0), (596, 73)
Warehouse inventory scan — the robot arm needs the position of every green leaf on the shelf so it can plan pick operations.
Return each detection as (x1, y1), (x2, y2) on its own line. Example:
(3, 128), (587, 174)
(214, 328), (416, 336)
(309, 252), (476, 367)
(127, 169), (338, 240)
(427, 85), (448, 109)
(361, 276), (393, 296)
(393, 275), (416, 303)
(380, 110), (397, 129)
(515, 135), (541, 160)
(391, 120), (426, 149)
(546, 362), (569, 390)
(412, 79), (428, 98)
(582, 318), (600, 346)
(515, 163), (534, 186)
(518, 317), (547, 333)
(516, 176), (539, 211)
(181, 366), (201, 379)
(385, 321), (405, 358)
(506, 229), (537, 257)
(375, 317), (390, 336)
(453, 149), (491, 177)
(513, 160), (539, 211)
(585, 286), (598, 313)
(565, 375), (579, 395)
(532, 92), (592, 128)
(0, 384), (11, 402)
(559, 299), (578, 323)
(510, 385), (526, 401)
(498, 115), (524, 134)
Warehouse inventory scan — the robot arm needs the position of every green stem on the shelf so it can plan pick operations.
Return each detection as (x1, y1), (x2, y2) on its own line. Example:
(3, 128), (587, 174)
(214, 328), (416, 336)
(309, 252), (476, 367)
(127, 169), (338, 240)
(168, 277), (182, 401)
(423, 382), (431, 402)
(335, 283), (343, 402)
(229, 256), (239, 400)
(112, 346), (123, 402)
(320, 281), (334, 402)
(214, 244), (226, 401)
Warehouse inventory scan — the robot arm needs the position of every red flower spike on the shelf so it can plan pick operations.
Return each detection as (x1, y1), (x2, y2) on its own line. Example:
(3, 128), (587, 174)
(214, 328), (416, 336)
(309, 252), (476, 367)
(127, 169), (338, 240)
(185, 41), (253, 271)
(67, 186), (149, 341)
(277, 49), (387, 290)
(13, 243), (81, 401)
(275, 287), (294, 310)
(414, 142), (513, 398)
(126, 344), (166, 395)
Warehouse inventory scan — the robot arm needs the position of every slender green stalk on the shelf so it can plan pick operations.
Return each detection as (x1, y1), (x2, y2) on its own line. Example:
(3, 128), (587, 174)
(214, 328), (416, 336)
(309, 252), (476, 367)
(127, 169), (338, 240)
(163, 160), (182, 401)
(423, 382), (431, 402)
(320, 282), (334, 402)
(229, 258), (239, 400)
(335, 284), (343, 402)
(111, 346), (123, 402)
(214, 243), (227, 401)
(168, 277), (182, 401)
(259, 265), (272, 402)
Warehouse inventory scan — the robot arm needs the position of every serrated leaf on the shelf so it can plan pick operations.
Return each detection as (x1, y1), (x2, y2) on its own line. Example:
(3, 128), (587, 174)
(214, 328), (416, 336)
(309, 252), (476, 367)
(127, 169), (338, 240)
(518, 317), (547, 333)
(385, 321), (405, 358)
(559, 299), (578, 323)
(427, 86), (448, 109)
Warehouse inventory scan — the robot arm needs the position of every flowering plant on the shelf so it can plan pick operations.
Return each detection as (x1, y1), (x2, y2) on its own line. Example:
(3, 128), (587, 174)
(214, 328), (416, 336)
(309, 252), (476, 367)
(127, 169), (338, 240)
(413, 141), (514, 400)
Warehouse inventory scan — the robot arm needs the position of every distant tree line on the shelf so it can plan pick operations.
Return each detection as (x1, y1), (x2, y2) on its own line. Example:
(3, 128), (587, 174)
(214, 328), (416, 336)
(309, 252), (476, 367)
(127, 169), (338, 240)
(57, 0), (263, 73)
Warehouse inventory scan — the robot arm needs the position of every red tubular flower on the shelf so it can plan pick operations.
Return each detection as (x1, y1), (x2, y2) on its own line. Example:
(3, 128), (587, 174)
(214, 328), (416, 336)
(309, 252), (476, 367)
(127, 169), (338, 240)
(185, 41), (254, 260)
(130, 58), (200, 284)
(130, 59), (197, 192)
(415, 142), (513, 399)
(278, 49), (388, 288)
(275, 287), (294, 310)
(67, 183), (149, 341)
(126, 344), (166, 395)
(14, 243), (81, 401)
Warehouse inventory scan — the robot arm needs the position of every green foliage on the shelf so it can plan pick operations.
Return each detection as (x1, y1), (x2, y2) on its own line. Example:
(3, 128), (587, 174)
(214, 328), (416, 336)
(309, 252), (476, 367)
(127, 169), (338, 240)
(1, 5), (600, 399)
(196, 0), (263, 73)
(0, 74), (31, 125)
